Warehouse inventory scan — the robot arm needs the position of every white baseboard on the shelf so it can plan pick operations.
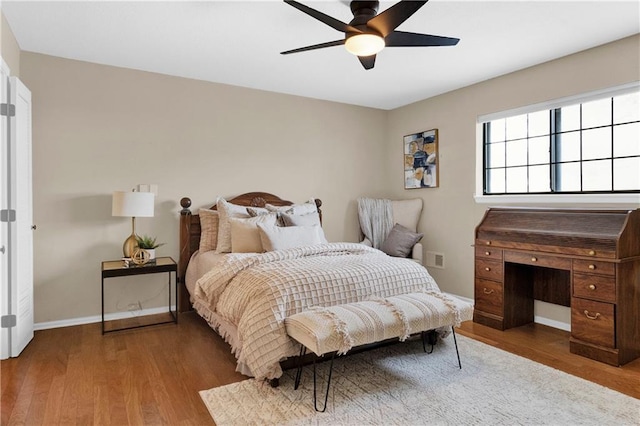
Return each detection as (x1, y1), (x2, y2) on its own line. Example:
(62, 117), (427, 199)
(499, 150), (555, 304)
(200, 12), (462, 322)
(36, 293), (572, 333)
(443, 292), (473, 305)
(534, 316), (571, 332)
(444, 292), (571, 332)
(34, 305), (176, 331)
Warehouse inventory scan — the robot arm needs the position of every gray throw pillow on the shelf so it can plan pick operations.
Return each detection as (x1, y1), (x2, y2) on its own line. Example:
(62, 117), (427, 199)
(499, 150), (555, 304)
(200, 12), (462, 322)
(380, 223), (423, 258)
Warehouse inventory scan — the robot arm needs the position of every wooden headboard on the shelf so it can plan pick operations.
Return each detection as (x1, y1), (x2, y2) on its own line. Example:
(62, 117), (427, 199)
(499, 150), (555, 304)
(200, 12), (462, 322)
(178, 192), (322, 312)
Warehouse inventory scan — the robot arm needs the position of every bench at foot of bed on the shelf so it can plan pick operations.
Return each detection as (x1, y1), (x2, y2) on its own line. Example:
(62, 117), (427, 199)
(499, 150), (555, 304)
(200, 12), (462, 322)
(284, 291), (474, 412)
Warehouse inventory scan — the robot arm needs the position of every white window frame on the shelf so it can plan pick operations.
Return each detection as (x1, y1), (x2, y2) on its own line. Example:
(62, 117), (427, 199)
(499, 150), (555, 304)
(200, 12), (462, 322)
(474, 82), (640, 206)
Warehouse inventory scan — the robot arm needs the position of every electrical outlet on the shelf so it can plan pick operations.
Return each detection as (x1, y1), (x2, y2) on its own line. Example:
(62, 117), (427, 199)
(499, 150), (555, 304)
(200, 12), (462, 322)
(136, 184), (158, 196)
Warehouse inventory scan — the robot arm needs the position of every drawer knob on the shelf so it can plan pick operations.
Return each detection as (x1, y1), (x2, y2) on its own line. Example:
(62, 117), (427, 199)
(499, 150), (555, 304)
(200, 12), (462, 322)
(486, 241), (491, 246)
(485, 251), (490, 256)
(531, 257), (537, 262)
(589, 250), (596, 256)
(588, 264), (596, 270)
(485, 267), (491, 272)
(583, 310), (601, 320)
(588, 284), (596, 291)
(483, 288), (494, 295)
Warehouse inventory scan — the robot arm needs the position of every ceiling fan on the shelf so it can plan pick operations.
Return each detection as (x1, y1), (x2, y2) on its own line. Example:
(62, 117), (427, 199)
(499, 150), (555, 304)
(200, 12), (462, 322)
(281, 0), (460, 70)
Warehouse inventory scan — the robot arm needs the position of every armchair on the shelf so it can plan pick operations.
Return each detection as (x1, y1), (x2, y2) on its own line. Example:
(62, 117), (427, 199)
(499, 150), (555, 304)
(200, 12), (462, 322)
(357, 198), (423, 264)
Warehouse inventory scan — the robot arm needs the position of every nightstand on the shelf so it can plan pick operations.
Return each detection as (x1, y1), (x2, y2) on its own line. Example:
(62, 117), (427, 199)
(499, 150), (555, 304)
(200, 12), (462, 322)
(101, 256), (178, 334)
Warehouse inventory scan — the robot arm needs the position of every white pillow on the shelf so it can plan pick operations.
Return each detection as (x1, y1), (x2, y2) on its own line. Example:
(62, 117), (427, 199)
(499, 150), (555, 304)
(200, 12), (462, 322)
(281, 211), (321, 227)
(257, 223), (327, 251)
(265, 198), (318, 216)
(230, 214), (278, 253)
(216, 197), (251, 253)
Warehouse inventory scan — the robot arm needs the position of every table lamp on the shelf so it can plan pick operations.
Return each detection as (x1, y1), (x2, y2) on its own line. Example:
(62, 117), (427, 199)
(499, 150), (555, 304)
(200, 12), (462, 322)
(112, 190), (155, 257)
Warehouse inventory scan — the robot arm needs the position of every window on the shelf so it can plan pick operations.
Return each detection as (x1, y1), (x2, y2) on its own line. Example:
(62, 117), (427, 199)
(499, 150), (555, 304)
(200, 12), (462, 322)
(481, 85), (640, 196)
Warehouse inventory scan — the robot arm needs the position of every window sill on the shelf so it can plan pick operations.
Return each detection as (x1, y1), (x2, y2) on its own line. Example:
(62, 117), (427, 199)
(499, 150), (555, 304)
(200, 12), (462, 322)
(474, 193), (640, 207)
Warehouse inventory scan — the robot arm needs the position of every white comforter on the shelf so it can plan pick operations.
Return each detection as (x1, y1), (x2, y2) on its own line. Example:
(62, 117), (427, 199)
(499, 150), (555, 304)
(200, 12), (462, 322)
(193, 243), (440, 380)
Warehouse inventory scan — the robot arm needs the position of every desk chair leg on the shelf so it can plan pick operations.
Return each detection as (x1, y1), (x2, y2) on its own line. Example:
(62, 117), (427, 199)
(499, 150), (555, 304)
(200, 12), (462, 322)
(294, 345), (306, 390)
(313, 353), (336, 412)
(452, 326), (462, 369)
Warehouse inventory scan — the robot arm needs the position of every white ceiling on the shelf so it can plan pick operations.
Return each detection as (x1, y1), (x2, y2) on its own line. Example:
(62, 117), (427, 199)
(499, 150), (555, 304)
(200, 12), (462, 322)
(2, 1), (639, 110)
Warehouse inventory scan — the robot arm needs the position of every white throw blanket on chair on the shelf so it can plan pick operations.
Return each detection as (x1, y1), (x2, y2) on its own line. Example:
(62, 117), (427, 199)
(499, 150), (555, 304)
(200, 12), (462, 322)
(357, 198), (393, 249)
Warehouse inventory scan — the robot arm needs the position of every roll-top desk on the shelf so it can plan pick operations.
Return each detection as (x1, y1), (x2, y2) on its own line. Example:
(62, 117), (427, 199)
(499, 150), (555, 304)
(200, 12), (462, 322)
(474, 208), (640, 366)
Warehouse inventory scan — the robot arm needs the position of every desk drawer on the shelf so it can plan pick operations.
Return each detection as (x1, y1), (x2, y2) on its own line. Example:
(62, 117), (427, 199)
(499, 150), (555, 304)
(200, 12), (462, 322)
(475, 258), (503, 281)
(573, 273), (616, 303)
(504, 251), (571, 270)
(571, 298), (615, 348)
(474, 279), (503, 316)
(572, 260), (615, 276)
(475, 246), (503, 261)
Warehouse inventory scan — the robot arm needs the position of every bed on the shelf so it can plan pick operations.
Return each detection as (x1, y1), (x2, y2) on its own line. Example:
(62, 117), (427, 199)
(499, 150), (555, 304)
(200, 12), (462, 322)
(178, 192), (444, 381)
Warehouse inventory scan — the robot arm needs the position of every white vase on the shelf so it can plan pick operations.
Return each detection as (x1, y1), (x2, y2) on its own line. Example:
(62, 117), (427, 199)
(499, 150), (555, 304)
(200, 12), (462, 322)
(145, 248), (156, 260)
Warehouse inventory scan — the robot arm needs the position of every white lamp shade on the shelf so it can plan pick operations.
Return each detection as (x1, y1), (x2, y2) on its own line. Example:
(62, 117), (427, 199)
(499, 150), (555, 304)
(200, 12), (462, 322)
(112, 191), (155, 217)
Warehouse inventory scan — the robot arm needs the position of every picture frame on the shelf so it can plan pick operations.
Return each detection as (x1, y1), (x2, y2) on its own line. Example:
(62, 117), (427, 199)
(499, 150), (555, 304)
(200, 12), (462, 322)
(404, 129), (439, 189)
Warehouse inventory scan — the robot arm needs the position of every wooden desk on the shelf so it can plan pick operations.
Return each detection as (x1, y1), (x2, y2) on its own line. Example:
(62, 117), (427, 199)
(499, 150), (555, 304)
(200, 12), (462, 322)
(474, 208), (640, 366)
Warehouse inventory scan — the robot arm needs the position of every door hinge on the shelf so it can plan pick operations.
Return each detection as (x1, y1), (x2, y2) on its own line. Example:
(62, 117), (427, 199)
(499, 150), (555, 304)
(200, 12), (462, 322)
(0, 103), (15, 117)
(1, 315), (16, 328)
(0, 209), (16, 222)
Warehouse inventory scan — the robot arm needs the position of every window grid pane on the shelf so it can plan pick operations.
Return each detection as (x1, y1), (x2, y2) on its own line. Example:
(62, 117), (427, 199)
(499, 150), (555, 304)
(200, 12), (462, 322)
(483, 89), (640, 195)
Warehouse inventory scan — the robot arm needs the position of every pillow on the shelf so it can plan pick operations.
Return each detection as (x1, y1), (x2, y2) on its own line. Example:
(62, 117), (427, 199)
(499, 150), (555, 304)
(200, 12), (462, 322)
(246, 206), (270, 217)
(216, 197), (251, 253)
(198, 209), (219, 253)
(281, 211), (322, 227)
(257, 223), (327, 252)
(380, 223), (423, 258)
(230, 214), (278, 253)
(265, 198), (318, 216)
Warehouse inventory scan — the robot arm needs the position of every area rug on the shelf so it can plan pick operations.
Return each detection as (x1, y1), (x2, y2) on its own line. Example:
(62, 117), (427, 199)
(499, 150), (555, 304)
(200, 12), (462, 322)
(199, 334), (639, 425)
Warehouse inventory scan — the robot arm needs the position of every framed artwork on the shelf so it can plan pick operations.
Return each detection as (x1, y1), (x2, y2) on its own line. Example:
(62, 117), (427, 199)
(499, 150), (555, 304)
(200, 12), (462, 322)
(404, 129), (439, 189)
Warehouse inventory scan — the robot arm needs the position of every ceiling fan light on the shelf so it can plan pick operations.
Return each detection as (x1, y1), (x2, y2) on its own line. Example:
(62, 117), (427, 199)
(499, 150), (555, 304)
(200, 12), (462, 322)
(345, 33), (385, 57)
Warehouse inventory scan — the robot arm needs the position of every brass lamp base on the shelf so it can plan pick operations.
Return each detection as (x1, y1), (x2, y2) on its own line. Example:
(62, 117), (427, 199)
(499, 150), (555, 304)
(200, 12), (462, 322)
(123, 233), (139, 258)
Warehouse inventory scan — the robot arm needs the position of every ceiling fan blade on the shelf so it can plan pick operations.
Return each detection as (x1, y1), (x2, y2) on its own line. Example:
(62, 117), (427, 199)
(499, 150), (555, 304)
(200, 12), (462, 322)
(358, 55), (376, 70)
(281, 39), (345, 55)
(385, 31), (459, 47)
(284, 1), (362, 34)
(367, 0), (428, 37)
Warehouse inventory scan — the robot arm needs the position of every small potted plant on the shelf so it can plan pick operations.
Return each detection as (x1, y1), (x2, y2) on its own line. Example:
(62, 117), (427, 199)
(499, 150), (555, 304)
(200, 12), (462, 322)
(136, 235), (165, 261)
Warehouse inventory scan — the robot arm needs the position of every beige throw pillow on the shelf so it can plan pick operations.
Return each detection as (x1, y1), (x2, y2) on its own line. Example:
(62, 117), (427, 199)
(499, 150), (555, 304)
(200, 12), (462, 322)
(216, 197), (251, 253)
(198, 209), (219, 253)
(230, 214), (278, 253)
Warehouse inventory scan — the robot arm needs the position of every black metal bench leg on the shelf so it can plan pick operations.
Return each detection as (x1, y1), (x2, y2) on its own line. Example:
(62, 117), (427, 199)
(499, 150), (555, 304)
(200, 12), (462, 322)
(294, 345), (306, 390)
(313, 352), (336, 412)
(422, 330), (436, 354)
(452, 326), (462, 369)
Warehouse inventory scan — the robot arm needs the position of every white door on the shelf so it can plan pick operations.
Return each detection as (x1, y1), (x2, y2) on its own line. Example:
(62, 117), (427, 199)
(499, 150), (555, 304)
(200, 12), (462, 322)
(0, 61), (9, 359)
(9, 76), (33, 357)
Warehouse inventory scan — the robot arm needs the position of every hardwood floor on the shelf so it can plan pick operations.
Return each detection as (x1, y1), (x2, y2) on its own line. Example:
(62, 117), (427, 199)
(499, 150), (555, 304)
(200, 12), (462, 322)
(2, 313), (639, 425)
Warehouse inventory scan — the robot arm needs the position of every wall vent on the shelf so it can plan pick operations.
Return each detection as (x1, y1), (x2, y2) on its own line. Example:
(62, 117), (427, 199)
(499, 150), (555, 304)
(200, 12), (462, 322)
(426, 251), (445, 269)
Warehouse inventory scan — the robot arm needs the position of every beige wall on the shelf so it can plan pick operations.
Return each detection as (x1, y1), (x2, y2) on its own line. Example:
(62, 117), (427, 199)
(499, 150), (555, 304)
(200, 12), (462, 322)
(385, 34), (640, 324)
(18, 34), (640, 326)
(20, 53), (387, 323)
(1, 11), (20, 75)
